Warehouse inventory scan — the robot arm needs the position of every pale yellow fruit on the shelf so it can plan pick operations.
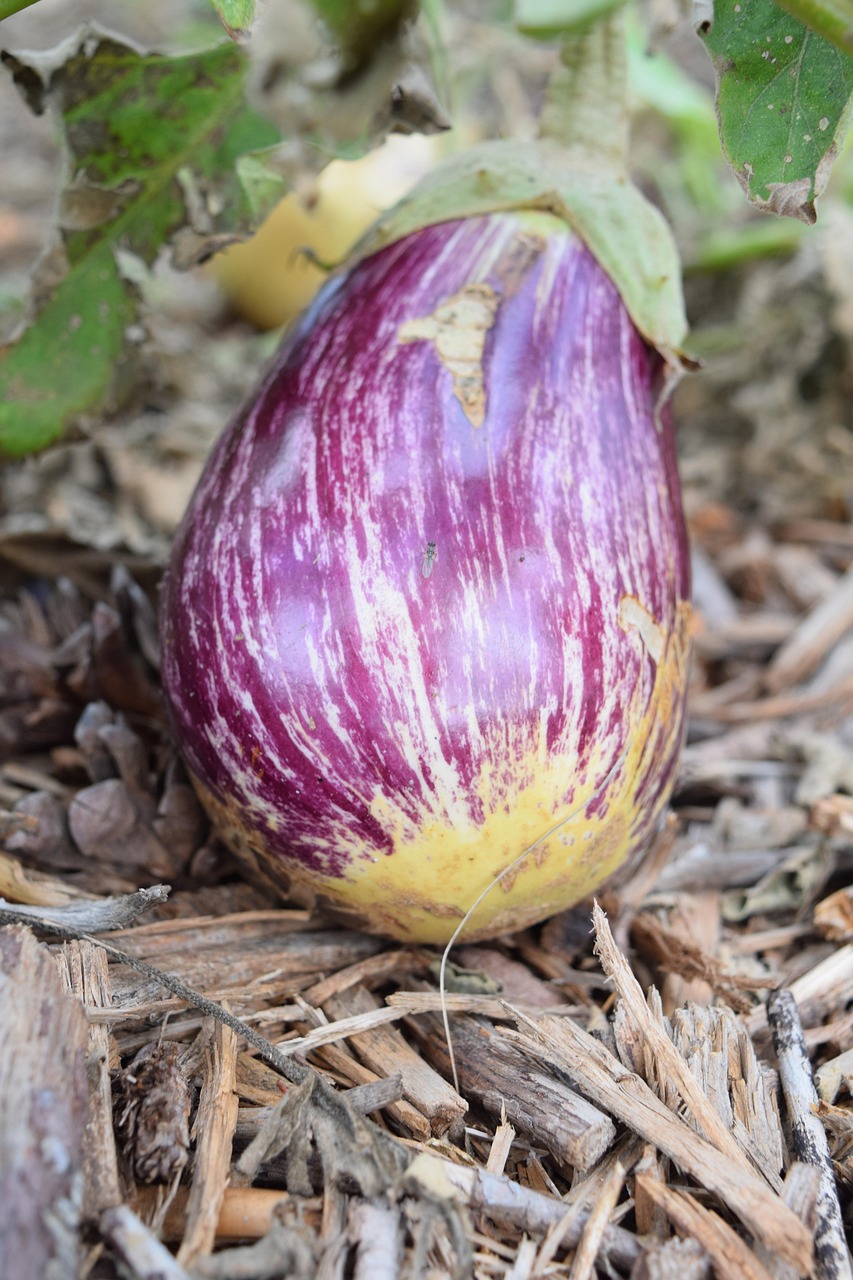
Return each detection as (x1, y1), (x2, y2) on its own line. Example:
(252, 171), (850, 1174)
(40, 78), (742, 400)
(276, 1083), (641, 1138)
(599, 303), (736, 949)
(213, 135), (439, 330)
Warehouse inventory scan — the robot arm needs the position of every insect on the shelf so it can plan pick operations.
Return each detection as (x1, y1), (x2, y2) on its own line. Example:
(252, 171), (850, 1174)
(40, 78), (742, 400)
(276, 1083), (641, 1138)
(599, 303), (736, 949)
(421, 540), (437, 579)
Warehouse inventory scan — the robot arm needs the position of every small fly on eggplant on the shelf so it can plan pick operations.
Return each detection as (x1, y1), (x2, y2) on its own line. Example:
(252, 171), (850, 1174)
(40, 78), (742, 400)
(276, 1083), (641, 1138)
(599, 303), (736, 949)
(422, 541), (437, 579)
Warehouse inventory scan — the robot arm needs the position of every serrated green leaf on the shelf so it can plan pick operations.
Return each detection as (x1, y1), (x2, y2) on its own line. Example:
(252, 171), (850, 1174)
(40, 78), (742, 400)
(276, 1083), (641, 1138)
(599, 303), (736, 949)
(515, 0), (626, 39)
(208, 0), (256, 41)
(0, 32), (281, 457)
(699, 0), (853, 222)
(355, 138), (687, 360)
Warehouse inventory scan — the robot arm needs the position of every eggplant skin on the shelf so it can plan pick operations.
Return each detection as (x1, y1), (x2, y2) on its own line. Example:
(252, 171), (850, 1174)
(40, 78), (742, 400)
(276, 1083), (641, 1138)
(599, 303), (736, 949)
(161, 210), (691, 944)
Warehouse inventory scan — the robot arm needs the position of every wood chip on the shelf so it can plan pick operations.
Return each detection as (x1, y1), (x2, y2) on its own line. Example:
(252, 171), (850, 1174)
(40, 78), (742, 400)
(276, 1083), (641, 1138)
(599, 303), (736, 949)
(748, 944), (853, 1036)
(322, 985), (467, 1136)
(176, 1018), (239, 1267)
(593, 904), (760, 1176)
(414, 1008), (617, 1172)
(764, 562), (853, 693)
(566, 1158), (625, 1280)
(485, 1114), (516, 1177)
(506, 1010), (814, 1274)
(100, 1203), (191, 1280)
(630, 1236), (712, 1280)
(635, 1176), (776, 1280)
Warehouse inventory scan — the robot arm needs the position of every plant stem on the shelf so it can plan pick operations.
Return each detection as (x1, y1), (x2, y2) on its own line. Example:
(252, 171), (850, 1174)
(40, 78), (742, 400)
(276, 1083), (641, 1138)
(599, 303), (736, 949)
(537, 7), (629, 170)
(0, 0), (41, 20)
(774, 0), (853, 52)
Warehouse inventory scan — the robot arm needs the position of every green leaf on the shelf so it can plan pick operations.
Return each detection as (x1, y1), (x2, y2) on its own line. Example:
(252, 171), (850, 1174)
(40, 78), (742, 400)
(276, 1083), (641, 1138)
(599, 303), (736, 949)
(0, 31), (281, 457)
(515, 0), (626, 40)
(207, 0), (256, 41)
(699, 0), (853, 222)
(355, 137), (687, 361)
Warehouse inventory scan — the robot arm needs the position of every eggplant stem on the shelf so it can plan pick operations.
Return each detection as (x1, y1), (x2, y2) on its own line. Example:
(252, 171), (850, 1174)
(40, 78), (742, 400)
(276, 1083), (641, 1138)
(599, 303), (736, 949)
(537, 8), (629, 174)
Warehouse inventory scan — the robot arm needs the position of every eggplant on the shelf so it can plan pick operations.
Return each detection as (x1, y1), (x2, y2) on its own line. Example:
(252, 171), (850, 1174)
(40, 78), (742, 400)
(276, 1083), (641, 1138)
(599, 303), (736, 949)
(161, 210), (691, 942)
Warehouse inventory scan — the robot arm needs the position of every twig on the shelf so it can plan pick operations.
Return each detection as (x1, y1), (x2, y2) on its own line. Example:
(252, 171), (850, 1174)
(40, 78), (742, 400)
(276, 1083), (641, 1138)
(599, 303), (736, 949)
(349, 1200), (404, 1280)
(764, 561), (853, 693)
(0, 908), (310, 1084)
(404, 1153), (643, 1272)
(767, 989), (853, 1280)
(100, 1204), (191, 1280)
(135, 1185), (291, 1243)
(0, 886), (170, 934)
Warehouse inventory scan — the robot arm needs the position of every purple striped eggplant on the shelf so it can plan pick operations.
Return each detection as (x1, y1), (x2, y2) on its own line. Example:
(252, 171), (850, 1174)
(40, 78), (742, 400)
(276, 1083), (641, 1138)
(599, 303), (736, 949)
(161, 210), (691, 943)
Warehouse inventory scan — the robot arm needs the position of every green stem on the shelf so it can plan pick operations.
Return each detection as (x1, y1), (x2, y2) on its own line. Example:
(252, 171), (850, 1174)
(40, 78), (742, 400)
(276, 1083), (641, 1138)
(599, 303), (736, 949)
(0, 0), (41, 19)
(773, 0), (853, 52)
(537, 6), (629, 170)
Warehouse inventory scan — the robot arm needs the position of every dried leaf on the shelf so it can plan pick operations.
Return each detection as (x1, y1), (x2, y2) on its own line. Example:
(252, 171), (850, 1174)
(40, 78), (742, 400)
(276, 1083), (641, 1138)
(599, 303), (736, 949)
(0, 31), (281, 455)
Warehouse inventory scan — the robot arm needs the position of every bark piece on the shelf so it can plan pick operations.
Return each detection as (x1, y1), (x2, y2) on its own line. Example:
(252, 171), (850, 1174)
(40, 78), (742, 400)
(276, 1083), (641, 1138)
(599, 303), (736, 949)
(57, 939), (122, 1215)
(0, 925), (88, 1278)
